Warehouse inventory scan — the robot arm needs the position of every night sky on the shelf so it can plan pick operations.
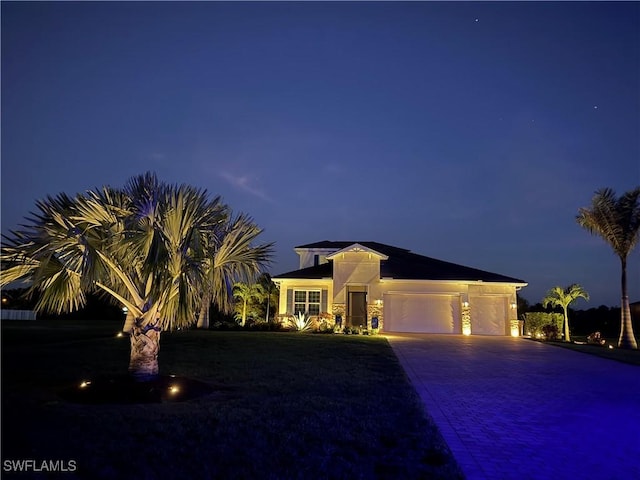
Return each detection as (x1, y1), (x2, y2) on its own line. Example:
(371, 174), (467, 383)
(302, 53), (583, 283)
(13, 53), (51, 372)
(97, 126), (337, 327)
(2, 2), (639, 308)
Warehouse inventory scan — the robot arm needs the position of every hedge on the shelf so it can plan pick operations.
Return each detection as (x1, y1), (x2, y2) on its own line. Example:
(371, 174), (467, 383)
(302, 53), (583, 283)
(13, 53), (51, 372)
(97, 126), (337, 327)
(523, 312), (564, 339)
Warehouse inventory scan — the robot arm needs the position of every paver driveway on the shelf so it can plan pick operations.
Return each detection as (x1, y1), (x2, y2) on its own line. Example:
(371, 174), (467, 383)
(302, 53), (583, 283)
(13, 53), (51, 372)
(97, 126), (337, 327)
(386, 334), (640, 480)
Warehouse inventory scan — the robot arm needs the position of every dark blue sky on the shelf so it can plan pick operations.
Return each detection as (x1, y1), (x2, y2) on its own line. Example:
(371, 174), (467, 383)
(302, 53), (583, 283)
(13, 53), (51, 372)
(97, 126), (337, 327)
(2, 2), (639, 307)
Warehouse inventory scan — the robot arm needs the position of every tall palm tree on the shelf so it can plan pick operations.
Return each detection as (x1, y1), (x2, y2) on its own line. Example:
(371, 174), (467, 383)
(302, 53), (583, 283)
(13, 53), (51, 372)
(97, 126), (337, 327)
(577, 187), (640, 349)
(542, 284), (589, 342)
(1, 173), (273, 379)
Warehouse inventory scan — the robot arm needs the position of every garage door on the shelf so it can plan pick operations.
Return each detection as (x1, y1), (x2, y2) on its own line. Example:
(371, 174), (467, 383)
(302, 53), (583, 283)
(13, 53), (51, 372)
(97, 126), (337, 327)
(470, 296), (507, 335)
(384, 294), (460, 333)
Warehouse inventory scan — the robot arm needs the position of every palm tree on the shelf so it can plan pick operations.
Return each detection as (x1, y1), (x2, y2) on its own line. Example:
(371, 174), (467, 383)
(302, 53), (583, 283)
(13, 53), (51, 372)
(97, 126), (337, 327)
(1, 173), (273, 379)
(196, 214), (272, 329)
(254, 272), (279, 323)
(232, 281), (260, 326)
(577, 187), (640, 349)
(542, 284), (589, 342)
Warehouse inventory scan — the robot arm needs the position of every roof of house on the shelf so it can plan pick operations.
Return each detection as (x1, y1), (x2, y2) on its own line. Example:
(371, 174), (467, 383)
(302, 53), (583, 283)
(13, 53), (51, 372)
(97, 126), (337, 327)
(274, 241), (527, 284)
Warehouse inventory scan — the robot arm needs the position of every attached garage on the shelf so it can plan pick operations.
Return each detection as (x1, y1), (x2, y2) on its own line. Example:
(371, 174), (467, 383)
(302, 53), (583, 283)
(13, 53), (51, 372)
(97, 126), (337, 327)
(470, 296), (508, 335)
(384, 293), (461, 333)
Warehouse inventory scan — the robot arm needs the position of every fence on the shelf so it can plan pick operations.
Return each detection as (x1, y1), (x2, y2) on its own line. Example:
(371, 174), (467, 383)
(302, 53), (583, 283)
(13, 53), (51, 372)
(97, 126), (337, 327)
(1, 309), (37, 320)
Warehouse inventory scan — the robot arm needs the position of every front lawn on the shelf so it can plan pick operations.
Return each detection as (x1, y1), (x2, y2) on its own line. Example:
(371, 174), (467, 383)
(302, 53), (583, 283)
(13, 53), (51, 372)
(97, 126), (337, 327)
(543, 338), (640, 366)
(1, 320), (462, 479)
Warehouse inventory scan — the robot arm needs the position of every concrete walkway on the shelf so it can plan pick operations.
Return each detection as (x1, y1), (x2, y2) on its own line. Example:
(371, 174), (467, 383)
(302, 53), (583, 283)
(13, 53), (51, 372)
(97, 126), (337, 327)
(386, 334), (640, 480)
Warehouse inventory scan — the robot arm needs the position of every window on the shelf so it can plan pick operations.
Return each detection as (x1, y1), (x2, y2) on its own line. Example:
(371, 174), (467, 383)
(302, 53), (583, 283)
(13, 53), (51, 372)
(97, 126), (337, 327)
(294, 290), (321, 315)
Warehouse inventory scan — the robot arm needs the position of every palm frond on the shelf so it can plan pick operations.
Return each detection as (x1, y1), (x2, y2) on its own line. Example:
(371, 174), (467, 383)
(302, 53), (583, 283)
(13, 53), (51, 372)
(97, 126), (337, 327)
(577, 187), (640, 258)
(208, 214), (274, 313)
(1, 173), (272, 332)
(542, 284), (589, 309)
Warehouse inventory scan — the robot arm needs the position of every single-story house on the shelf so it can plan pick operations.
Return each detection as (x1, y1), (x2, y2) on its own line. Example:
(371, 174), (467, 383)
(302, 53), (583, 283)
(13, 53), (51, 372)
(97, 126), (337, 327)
(273, 241), (528, 336)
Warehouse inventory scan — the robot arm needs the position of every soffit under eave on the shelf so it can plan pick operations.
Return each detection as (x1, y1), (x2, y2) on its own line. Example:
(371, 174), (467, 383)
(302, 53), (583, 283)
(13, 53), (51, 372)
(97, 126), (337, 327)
(379, 278), (528, 287)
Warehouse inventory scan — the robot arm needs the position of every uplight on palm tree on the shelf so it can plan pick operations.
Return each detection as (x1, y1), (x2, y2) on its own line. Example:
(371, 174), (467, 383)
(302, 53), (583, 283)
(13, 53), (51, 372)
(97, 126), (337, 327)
(577, 187), (640, 349)
(1, 173), (273, 379)
(255, 273), (279, 323)
(232, 281), (260, 326)
(542, 284), (589, 342)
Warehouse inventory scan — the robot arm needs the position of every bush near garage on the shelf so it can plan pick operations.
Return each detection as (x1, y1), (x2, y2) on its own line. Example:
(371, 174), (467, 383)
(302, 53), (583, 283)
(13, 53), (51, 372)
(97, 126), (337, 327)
(524, 312), (564, 339)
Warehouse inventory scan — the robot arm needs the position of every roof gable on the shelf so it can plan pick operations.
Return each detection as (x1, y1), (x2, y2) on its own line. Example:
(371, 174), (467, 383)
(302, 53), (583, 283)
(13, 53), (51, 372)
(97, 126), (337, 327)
(326, 243), (389, 260)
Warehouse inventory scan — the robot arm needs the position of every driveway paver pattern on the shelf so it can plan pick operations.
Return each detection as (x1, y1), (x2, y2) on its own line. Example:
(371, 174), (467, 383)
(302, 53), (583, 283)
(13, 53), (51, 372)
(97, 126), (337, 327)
(386, 334), (640, 480)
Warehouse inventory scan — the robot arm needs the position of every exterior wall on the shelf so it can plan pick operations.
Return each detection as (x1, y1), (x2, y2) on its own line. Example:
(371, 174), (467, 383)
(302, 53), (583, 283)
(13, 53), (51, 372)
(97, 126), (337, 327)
(276, 279), (333, 316)
(332, 251), (381, 304)
(379, 280), (468, 296)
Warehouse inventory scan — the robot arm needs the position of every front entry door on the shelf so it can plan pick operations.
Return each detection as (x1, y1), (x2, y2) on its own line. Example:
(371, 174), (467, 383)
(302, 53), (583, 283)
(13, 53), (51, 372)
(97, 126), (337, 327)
(348, 292), (367, 328)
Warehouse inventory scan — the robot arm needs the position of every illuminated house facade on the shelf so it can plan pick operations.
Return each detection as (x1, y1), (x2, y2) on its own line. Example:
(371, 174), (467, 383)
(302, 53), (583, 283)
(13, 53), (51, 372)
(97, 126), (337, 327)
(273, 241), (527, 336)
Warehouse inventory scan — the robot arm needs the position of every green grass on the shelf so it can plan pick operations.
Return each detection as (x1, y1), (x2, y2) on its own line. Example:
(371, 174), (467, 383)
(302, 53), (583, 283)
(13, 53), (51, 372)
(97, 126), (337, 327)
(2, 320), (462, 479)
(543, 337), (640, 366)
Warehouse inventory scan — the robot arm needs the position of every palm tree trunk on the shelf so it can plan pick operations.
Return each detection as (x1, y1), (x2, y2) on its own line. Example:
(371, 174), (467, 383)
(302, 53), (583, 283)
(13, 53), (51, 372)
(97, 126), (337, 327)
(129, 320), (161, 381)
(265, 296), (270, 323)
(563, 308), (571, 342)
(618, 258), (638, 349)
(242, 299), (247, 326)
(197, 294), (210, 329)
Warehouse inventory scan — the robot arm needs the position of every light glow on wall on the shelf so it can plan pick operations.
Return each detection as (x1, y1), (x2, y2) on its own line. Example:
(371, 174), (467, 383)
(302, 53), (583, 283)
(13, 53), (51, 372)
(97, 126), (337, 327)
(461, 302), (471, 335)
(510, 319), (520, 337)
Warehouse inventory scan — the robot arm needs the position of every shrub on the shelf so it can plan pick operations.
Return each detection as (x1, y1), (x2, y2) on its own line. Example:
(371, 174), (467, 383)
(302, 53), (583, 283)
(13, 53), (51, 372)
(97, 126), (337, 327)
(287, 312), (313, 332)
(314, 320), (335, 334)
(524, 312), (563, 339)
(586, 331), (606, 345)
(313, 312), (334, 333)
(542, 324), (560, 341)
(210, 319), (243, 331)
(248, 321), (286, 332)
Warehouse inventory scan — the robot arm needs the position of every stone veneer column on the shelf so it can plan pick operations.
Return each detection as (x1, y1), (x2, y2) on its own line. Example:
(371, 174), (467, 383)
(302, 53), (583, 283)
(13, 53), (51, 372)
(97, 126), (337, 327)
(461, 303), (471, 335)
(332, 304), (345, 328)
(510, 319), (520, 337)
(367, 304), (383, 332)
